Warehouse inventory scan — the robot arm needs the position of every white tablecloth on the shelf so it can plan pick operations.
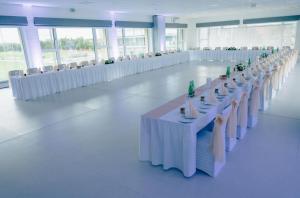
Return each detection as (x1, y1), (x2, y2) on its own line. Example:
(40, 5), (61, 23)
(189, 50), (271, 62)
(10, 52), (190, 100)
(139, 80), (252, 177)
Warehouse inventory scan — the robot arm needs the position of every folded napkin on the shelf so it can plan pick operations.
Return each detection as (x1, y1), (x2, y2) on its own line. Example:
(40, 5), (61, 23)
(207, 89), (218, 104)
(239, 74), (247, 84)
(220, 83), (228, 95)
(228, 79), (237, 89)
(185, 100), (198, 118)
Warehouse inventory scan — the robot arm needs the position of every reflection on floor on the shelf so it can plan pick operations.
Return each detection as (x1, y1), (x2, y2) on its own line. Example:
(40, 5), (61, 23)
(0, 60), (299, 198)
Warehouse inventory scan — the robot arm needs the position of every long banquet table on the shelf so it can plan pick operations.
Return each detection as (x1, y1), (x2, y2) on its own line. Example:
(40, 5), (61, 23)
(139, 78), (253, 177)
(139, 49), (298, 177)
(189, 50), (271, 62)
(10, 52), (189, 100)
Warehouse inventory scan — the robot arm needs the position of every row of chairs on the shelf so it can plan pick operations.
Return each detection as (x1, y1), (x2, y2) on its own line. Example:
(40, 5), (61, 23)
(196, 86), (255, 177)
(189, 46), (290, 51)
(195, 49), (296, 177)
(9, 60), (98, 77)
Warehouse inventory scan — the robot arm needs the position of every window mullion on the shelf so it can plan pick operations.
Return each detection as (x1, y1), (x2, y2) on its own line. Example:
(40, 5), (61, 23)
(52, 28), (61, 64)
(92, 28), (99, 62)
(122, 28), (126, 56)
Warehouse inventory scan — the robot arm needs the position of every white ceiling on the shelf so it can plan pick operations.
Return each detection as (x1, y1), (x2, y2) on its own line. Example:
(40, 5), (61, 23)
(0, 0), (300, 19)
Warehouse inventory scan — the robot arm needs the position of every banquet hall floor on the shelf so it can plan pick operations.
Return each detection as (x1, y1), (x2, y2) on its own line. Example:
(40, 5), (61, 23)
(0, 60), (299, 198)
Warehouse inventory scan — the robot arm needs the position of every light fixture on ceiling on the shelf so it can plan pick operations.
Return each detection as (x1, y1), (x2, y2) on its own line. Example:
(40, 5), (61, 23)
(78, 1), (95, 5)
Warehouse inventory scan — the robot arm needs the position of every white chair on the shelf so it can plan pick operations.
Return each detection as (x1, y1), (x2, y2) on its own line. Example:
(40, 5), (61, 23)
(56, 64), (66, 70)
(68, 62), (77, 69)
(9, 70), (24, 77)
(100, 59), (105, 64)
(196, 105), (231, 177)
(42, 65), (53, 72)
(90, 59), (96, 65)
(80, 61), (89, 67)
(237, 92), (249, 139)
(248, 80), (260, 128)
(225, 100), (239, 152)
(117, 56), (123, 62)
(27, 67), (40, 75)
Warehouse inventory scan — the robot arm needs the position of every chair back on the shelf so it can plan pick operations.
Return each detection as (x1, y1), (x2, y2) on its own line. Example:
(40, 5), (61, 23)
(221, 105), (232, 131)
(80, 61), (89, 66)
(9, 70), (24, 77)
(43, 65), (53, 72)
(57, 64), (66, 70)
(90, 60), (96, 65)
(27, 68), (40, 75)
(117, 56), (123, 61)
(100, 59), (105, 64)
(68, 62), (77, 69)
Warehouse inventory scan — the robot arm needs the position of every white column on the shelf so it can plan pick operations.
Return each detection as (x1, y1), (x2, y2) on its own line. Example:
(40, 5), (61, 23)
(186, 19), (197, 50)
(21, 6), (43, 68)
(153, 15), (166, 52)
(107, 13), (119, 59)
(295, 21), (300, 55)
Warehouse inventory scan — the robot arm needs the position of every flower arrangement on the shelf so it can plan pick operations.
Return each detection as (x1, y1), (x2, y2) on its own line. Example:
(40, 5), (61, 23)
(227, 47), (237, 50)
(260, 52), (269, 59)
(235, 63), (246, 72)
(105, 59), (114, 64)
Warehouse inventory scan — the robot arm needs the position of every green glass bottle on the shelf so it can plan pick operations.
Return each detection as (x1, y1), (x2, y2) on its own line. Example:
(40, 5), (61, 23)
(188, 80), (195, 97)
(226, 66), (231, 79)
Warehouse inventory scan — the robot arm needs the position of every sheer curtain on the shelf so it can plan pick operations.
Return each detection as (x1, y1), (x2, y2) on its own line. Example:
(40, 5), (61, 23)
(197, 22), (297, 49)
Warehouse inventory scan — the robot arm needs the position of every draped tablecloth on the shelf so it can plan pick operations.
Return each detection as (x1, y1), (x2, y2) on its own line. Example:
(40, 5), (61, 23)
(10, 52), (190, 100)
(139, 79), (251, 177)
(189, 50), (271, 62)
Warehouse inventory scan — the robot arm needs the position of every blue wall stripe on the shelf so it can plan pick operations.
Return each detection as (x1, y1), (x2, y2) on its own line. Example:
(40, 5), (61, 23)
(34, 17), (112, 27)
(0, 15), (28, 26)
(243, 15), (300, 24)
(115, 21), (153, 28)
(196, 20), (240, 27)
(166, 23), (188, 28)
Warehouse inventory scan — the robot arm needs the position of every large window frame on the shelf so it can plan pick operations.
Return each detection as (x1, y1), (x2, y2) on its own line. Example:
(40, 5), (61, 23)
(197, 22), (297, 49)
(37, 27), (110, 65)
(0, 27), (28, 81)
(117, 28), (152, 57)
(165, 28), (185, 51)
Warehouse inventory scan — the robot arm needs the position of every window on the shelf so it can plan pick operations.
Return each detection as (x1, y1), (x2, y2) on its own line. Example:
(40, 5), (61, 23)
(197, 22), (297, 49)
(95, 28), (109, 61)
(117, 28), (152, 57)
(0, 27), (27, 81)
(56, 28), (95, 64)
(165, 28), (185, 51)
(38, 28), (57, 66)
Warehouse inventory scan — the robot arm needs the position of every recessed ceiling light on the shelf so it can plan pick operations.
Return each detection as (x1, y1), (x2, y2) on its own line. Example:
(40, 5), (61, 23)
(78, 1), (95, 5)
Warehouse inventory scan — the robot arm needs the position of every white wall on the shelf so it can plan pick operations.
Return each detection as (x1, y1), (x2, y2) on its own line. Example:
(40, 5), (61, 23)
(295, 21), (300, 53)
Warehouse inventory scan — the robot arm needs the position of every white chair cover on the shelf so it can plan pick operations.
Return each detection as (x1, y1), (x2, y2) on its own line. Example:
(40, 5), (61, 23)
(42, 65), (53, 72)
(227, 100), (239, 138)
(27, 68), (40, 75)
